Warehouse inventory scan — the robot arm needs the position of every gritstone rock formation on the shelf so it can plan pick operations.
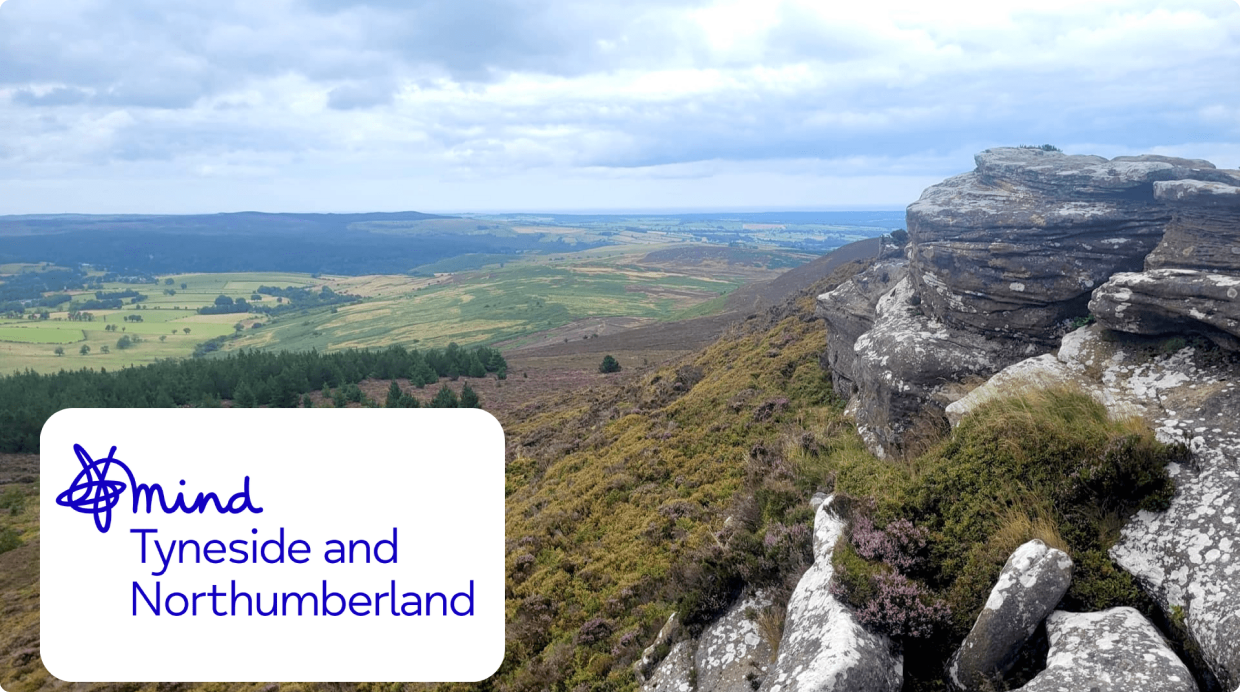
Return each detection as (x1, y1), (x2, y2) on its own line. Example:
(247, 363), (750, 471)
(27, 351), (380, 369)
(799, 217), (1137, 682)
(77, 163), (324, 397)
(941, 323), (1240, 689)
(638, 591), (775, 692)
(1014, 608), (1198, 692)
(947, 540), (1073, 692)
(757, 495), (903, 692)
(819, 147), (1240, 457)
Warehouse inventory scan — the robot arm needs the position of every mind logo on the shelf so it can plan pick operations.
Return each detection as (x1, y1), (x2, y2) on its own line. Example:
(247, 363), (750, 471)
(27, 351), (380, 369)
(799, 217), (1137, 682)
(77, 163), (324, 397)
(56, 444), (264, 534)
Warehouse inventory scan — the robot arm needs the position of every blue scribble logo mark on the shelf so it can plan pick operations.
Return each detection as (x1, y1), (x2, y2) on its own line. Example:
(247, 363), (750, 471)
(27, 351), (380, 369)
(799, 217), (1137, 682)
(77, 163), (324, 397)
(56, 444), (136, 534)
(56, 444), (263, 534)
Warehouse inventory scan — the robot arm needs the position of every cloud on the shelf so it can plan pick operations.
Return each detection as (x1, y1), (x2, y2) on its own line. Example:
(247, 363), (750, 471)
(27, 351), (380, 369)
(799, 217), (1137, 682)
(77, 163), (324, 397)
(11, 86), (91, 106)
(326, 80), (395, 110)
(0, 0), (1238, 212)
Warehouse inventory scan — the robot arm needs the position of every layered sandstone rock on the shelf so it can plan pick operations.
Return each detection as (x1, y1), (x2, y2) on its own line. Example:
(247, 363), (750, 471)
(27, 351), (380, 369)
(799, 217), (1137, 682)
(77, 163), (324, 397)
(953, 324), (1240, 688)
(1092, 177), (1240, 349)
(758, 496), (903, 692)
(1015, 608), (1198, 692)
(947, 540), (1073, 692)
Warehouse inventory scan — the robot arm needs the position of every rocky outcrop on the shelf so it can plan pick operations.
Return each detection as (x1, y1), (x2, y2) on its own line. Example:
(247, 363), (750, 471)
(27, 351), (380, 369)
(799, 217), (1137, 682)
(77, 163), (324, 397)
(1090, 270), (1240, 350)
(693, 590), (775, 692)
(807, 147), (1240, 688)
(819, 148), (1240, 457)
(1092, 177), (1240, 349)
(953, 324), (1240, 688)
(1015, 608), (1198, 692)
(904, 149), (1223, 340)
(851, 275), (1021, 457)
(759, 496), (902, 692)
(638, 592), (775, 691)
(817, 255), (908, 402)
(948, 540), (1073, 691)
(641, 640), (694, 692)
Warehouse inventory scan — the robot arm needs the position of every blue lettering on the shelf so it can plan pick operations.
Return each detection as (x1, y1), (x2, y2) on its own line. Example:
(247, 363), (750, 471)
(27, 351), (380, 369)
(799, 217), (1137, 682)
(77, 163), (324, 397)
(375, 527), (398, 564)
(322, 580), (346, 616)
(400, 592), (421, 616)
(451, 581), (474, 616)
(348, 592), (371, 616)
(282, 591), (318, 616)
(426, 591), (447, 616)
(133, 580), (160, 615)
(165, 591), (189, 616)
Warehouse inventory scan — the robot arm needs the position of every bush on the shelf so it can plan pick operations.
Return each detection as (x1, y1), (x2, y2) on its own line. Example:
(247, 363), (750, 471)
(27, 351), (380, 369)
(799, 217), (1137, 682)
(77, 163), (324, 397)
(599, 355), (621, 374)
(0, 527), (21, 555)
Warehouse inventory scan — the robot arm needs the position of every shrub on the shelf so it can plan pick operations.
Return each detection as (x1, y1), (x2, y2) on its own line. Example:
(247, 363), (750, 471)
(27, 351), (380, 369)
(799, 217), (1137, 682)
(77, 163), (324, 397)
(0, 488), (25, 516)
(0, 527), (21, 555)
(599, 355), (621, 374)
(574, 617), (613, 646)
(854, 573), (950, 638)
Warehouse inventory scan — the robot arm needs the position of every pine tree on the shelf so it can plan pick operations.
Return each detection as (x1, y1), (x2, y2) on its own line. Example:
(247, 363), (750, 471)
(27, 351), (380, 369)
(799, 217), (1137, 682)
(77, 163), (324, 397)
(599, 355), (621, 373)
(386, 381), (403, 408)
(234, 381), (257, 408)
(430, 384), (459, 408)
(460, 382), (480, 408)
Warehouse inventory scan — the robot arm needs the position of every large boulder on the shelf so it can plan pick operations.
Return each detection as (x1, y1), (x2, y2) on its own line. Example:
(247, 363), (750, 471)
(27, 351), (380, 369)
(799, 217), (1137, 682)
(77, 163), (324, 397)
(1145, 179), (1240, 273)
(1092, 177), (1240, 350)
(845, 275), (1021, 457)
(759, 496), (902, 692)
(947, 540), (1073, 691)
(902, 148), (1218, 340)
(693, 590), (776, 692)
(817, 258), (909, 401)
(634, 590), (775, 691)
(1014, 608), (1198, 692)
(641, 640), (694, 692)
(1089, 269), (1240, 350)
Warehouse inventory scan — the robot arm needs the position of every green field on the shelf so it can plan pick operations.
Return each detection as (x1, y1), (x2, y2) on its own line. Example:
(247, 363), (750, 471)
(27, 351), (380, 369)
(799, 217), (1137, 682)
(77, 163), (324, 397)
(221, 245), (790, 355)
(0, 245), (811, 373)
(0, 272), (318, 374)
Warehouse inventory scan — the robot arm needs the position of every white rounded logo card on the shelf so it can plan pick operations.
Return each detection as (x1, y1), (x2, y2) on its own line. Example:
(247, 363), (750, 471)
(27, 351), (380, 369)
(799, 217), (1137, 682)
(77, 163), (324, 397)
(40, 408), (505, 682)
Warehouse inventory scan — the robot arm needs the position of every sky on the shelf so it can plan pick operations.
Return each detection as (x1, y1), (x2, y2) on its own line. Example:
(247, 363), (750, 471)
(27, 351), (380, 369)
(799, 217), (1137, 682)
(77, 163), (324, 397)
(0, 0), (1238, 214)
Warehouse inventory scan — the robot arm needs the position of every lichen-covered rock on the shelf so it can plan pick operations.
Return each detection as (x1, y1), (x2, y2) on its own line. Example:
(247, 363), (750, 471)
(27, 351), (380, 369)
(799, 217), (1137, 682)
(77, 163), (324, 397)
(1046, 324), (1240, 689)
(1090, 269), (1240, 350)
(641, 640), (694, 692)
(635, 612), (681, 683)
(972, 150), (1231, 195)
(1092, 177), (1240, 350)
(945, 351), (1147, 426)
(1146, 178), (1240, 273)
(759, 496), (902, 692)
(1014, 608), (1198, 692)
(904, 149), (1205, 339)
(817, 259), (909, 401)
(694, 590), (775, 692)
(947, 540), (1073, 691)
(848, 276), (1021, 457)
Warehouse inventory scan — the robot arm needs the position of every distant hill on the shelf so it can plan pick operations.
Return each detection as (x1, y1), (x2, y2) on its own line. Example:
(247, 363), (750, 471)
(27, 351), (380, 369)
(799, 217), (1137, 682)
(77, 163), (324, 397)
(0, 211), (601, 276)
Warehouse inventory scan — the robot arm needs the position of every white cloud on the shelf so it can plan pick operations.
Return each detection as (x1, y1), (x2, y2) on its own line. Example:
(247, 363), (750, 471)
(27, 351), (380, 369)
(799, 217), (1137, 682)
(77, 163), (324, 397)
(0, 0), (1238, 212)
